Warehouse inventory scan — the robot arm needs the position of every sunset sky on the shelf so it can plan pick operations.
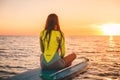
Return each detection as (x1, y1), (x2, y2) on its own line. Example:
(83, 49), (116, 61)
(0, 0), (120, 36)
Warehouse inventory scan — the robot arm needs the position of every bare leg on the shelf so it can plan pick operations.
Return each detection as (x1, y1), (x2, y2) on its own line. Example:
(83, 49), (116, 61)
(63, 52), (76, 67)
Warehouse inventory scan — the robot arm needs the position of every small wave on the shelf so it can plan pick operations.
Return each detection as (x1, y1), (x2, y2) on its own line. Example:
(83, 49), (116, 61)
(18, 48), (24, 50)
(0, 49), (7, 53)
(0, 51), (6, 53)
(0, 77), (8, 80)
(98, 73), (120, 77)
(0, 49), (8, 50)
(0, 70), (17, 75)
(0, 65), (26, 69)
(80, 51), (101, 53)
(106, 50), (120, 52)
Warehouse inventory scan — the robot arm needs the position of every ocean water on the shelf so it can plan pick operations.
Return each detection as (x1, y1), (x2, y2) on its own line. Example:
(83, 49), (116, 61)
(0, 36), (120, 80)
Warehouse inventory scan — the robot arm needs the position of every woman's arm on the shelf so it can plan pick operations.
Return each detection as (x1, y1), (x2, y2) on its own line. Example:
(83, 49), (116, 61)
(40, 37), (44, 53)
(61, 38), (65, 58)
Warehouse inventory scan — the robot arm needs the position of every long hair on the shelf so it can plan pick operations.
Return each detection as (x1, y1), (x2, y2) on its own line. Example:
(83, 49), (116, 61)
(44, 13), (64, 47)
(45, 13), (60, 31)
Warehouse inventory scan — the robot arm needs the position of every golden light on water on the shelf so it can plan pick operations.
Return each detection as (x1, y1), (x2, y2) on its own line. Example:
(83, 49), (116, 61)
(99, 24), (120, 36)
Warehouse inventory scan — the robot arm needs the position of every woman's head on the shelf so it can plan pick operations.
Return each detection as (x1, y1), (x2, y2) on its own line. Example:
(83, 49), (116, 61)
(45, 13), (60, 31)
(43, 13), (64, 48)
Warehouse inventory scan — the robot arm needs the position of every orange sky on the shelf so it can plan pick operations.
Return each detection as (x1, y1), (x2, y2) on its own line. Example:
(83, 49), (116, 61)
(0, 0), (120, 36)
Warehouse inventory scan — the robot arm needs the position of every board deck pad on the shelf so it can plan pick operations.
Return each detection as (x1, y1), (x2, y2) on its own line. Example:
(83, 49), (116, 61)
(8, 57), (89, 80)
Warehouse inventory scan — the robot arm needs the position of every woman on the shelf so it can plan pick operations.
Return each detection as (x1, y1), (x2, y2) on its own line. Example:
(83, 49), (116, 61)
(40, 13), (76, 70)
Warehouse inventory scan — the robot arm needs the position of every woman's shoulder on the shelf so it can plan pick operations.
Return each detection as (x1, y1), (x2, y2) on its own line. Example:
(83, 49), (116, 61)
(52, 30), (64, 36)
(52, 30), (62, 34)
(40, 30), (46, 36)
(52, 30), (63, 33)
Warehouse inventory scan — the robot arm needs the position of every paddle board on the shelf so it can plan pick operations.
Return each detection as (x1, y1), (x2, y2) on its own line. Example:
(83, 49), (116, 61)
(8, 57), (89, 80)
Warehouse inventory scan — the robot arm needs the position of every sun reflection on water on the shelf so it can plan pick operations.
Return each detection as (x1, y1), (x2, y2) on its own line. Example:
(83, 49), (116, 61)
(108, 36), (116, 48)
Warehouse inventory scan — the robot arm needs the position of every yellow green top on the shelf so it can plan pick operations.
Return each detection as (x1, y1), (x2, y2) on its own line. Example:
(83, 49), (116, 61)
(40, 30), (65, 63)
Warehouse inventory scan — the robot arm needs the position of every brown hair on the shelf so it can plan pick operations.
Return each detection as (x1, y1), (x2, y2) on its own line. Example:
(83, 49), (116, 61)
(44, 13), (64, 47)
(45, 13), (60, 31)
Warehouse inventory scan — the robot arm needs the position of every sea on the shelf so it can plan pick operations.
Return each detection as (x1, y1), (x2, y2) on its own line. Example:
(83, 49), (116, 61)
(0, 36), (120, 80)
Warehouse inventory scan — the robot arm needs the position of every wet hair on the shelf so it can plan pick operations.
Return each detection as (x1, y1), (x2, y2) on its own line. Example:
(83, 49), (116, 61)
(44, 13), (64, 47)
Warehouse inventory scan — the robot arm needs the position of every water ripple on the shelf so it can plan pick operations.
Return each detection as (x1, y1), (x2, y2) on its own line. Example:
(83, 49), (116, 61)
(0, 36), (120, 80)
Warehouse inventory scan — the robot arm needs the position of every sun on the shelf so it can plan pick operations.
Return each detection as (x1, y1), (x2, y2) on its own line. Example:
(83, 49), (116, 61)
(99, 24), (120, 36)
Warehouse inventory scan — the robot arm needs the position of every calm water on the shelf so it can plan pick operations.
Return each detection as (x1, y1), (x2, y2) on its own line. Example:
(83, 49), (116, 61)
(0, 36), (120, 80)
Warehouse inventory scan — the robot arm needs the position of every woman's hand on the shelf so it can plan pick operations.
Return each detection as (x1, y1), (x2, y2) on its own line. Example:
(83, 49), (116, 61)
(56, 37), (61, 43)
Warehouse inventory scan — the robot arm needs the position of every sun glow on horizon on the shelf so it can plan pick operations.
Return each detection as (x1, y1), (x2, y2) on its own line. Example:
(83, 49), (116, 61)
(100, 24), (120, 36)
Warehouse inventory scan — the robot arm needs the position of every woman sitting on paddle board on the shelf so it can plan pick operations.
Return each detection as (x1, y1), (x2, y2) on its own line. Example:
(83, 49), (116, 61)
(40, 13), (76, 70)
